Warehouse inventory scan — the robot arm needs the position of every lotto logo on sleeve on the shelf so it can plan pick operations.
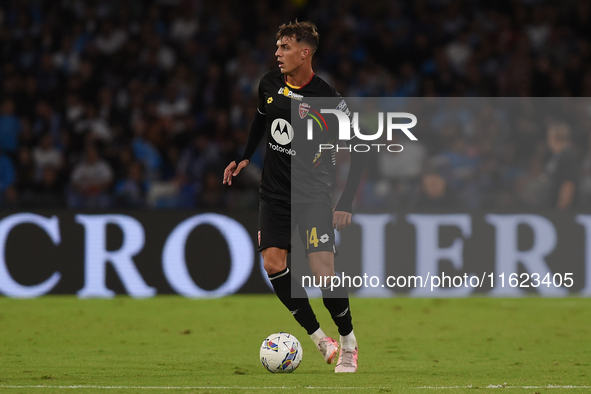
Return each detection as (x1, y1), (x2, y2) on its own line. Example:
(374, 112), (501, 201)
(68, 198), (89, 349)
(336, 100), (351, 117)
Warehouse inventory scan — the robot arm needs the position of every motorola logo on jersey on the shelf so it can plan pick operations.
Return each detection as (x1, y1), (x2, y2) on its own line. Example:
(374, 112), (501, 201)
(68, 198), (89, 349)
(269, 118), (297, 156)
(271, 118), (294, 145)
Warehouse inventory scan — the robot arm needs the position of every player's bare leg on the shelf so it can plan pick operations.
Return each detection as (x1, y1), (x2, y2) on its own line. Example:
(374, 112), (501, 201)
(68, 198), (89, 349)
(309, 251), (357, 372)
(262, 247), (288, 275)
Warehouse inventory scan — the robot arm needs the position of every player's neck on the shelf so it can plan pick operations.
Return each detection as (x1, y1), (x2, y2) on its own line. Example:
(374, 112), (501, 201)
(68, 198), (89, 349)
(285, 65), (314, 89)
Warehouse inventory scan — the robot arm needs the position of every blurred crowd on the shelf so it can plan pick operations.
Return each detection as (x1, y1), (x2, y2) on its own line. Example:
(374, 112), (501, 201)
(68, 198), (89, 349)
(0, 0), (590, 210)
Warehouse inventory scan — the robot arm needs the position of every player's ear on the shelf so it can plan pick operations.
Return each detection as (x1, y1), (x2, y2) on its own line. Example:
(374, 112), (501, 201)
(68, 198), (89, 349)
(301, 47), (310, 60)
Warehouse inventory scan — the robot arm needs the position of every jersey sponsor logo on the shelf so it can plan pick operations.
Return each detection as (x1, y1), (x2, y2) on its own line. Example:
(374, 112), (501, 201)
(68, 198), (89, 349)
(278, 87), (303, 101)
(299, 103), (310, 119)
(268, 141), (296, 155)
(271, 118), (294, 145)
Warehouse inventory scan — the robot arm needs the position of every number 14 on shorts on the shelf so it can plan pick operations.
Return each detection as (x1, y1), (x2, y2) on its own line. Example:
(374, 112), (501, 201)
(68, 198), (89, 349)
(307, 227), (319, 249)
(306, 227), (330, 249)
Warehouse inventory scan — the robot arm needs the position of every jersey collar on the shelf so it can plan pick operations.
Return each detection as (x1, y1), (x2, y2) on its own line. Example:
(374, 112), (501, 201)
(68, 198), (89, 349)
(284, 73), (314, 90)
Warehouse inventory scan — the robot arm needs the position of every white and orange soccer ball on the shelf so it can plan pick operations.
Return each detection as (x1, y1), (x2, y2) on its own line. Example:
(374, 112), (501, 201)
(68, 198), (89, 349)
(260, 332), (303, 373)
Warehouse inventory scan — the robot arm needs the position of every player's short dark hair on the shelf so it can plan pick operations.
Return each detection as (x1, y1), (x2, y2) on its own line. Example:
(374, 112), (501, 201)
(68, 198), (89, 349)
(276, 21), (319, 53)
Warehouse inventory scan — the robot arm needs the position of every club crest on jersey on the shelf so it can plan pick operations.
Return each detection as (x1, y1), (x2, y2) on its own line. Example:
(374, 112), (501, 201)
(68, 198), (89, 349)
(278, 87), (303, 101)
(299, 103), (310, 119)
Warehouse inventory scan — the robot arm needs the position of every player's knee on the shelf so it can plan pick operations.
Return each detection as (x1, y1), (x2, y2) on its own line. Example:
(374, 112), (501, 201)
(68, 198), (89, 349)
(308, 252), (335, 278)
(263, 258), (287, 275)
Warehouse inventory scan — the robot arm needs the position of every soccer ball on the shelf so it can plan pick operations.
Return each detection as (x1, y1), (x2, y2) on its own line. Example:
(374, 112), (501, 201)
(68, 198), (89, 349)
(260, 332), (303, 373)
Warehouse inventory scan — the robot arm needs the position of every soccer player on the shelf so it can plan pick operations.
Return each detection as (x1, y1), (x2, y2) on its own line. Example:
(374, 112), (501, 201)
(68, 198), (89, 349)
(545, 123), (577, 210)
(223, 21), (366, 373)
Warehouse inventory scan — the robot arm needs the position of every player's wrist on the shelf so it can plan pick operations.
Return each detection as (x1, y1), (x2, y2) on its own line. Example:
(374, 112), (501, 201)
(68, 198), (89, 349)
(335, 201), (352, 213)
(235, 158), (250, 167)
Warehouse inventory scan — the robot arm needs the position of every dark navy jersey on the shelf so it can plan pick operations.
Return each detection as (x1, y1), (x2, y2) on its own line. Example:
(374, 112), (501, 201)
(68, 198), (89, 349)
(257, 70), (344, 203)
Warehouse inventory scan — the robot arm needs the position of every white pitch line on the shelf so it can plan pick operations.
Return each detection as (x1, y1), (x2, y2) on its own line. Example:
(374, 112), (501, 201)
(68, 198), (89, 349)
(4, 385), (591, 390)
(415, 385), (591, 389)
(0, 386), (387, 390)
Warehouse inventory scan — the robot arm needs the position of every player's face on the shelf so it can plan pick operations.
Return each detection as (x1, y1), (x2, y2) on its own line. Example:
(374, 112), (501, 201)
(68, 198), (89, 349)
(275, 35), (306, 75)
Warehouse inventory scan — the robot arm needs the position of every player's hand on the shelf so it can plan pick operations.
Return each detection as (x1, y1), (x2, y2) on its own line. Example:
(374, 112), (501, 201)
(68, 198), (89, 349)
(223, 159), (249, 185)
(332, 210), (352, 231)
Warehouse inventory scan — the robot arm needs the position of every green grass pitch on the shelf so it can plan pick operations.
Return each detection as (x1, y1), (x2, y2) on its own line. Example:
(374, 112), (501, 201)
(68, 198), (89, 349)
(0, 296), (590, 393)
